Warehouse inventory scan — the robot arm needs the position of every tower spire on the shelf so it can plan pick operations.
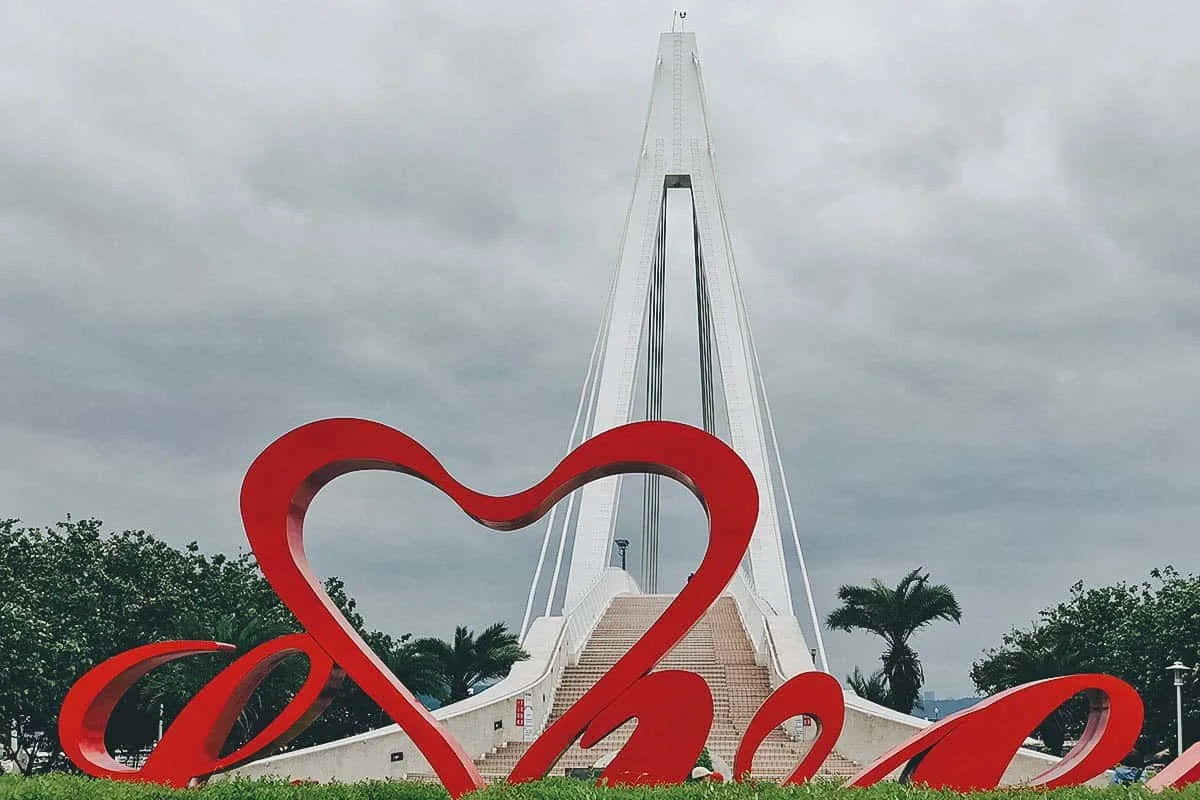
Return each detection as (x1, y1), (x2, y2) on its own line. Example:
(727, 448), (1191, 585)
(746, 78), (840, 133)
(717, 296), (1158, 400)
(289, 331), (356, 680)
(522, 33), (827, 671)
(559, 32), (795, 614)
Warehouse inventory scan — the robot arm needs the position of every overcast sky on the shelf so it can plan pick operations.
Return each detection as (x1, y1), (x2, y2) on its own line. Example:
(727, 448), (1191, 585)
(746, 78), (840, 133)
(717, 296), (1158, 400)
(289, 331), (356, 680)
(3, 2), (1198, 699)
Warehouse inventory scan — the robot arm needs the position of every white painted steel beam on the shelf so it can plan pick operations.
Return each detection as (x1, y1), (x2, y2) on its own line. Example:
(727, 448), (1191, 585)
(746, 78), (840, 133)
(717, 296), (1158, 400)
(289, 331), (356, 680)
(562, 33), (797, 616)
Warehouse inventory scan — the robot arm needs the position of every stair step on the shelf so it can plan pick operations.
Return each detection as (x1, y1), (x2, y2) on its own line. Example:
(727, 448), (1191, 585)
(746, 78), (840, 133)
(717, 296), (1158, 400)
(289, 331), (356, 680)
(475, 595), (858, 782)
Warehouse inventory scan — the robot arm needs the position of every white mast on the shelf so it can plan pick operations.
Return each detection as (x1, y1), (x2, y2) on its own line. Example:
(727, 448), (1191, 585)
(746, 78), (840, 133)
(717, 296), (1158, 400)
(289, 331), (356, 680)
(520, 33), (828, 671)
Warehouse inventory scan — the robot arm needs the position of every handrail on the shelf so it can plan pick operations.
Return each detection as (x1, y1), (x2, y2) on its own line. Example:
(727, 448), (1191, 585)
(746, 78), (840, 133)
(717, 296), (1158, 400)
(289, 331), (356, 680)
(760, 617), (795, 687)
(725, 568), (774, 659)
(562, 568), (640, 658)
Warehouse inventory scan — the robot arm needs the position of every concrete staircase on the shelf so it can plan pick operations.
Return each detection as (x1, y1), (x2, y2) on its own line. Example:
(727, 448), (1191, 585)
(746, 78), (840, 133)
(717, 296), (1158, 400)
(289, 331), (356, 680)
(476, 594), (858, 782)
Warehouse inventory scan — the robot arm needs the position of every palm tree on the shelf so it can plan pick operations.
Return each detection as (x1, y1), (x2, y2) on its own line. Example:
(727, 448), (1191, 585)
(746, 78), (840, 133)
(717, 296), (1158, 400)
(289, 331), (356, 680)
(826, 568), (962, 714)
(413, 623), (529, 705)
(846, 666), (891, 706)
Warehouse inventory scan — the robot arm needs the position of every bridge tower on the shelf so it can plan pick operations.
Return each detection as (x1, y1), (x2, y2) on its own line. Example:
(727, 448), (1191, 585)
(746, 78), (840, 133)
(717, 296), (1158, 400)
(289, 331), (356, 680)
(520, 31), (828, 672)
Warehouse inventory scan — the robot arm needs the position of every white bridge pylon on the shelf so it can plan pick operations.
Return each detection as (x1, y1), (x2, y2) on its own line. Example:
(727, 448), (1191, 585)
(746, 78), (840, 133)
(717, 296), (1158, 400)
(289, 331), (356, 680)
(521, 32), (828, 672)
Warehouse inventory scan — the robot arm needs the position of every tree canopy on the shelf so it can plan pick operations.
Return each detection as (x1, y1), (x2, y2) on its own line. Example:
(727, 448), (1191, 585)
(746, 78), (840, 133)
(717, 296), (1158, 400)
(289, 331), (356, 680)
(826, 567), (963, 714)
(972, 566), (1199, 758)
(413, 623), (528, 704)
(0, 517), (518, 775)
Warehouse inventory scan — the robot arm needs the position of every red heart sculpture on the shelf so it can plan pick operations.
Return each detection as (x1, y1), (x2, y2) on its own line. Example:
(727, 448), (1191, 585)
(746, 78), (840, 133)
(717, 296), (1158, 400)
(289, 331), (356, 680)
(239, 418), (758, 795)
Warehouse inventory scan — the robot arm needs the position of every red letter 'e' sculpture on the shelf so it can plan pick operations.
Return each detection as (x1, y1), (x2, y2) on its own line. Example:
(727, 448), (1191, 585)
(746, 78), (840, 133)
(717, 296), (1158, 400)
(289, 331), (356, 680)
(847, 674), (1143, 790)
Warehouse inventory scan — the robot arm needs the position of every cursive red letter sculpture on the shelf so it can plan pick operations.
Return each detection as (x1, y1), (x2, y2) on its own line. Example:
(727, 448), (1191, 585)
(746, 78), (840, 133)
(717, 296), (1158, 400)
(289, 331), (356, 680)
(734, 671), (845, 784)
(59, 634), (342, 787)
(846, 674), (1143, 790)
(239, 418), (758, 794)
(57, 417), (1162, 796)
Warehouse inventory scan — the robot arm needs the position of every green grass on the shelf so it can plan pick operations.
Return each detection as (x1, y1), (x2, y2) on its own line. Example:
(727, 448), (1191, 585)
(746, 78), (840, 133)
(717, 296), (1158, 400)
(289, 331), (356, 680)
(0, 775), (1195, 800)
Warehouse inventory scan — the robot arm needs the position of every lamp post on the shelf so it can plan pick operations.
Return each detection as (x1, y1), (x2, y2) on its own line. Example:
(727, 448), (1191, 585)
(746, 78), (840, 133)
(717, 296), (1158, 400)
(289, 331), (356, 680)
(1167, 661), (1190, 758)
(613, 539), (630, 571)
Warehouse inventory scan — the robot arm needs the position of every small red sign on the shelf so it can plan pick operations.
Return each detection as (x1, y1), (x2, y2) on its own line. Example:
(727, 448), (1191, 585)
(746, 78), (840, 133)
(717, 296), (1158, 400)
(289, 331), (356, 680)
(515, 698), (525, 727)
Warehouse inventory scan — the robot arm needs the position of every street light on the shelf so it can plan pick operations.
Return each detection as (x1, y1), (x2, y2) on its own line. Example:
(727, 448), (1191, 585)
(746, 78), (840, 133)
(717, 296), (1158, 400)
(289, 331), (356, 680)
(613, 539), (630, 571)
(1167, 660), (1191, 758)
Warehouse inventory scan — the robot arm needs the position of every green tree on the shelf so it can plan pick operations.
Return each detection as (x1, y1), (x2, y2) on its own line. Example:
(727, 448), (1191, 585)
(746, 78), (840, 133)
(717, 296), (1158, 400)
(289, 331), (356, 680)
(0, 517), (248, 773)
(970, 627), (1083, 755)
(826, 568), (963, 714)
(413, 623), (529, 705)
(846, 667), (891, 707)
(0, 517), (445, 773)
(973, 567), (1200, 758)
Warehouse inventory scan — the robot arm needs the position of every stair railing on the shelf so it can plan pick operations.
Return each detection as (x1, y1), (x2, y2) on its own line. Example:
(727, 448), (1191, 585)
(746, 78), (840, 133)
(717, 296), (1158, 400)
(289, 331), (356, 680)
(725, 568), (776, 664)
(561, 567), (640, 661)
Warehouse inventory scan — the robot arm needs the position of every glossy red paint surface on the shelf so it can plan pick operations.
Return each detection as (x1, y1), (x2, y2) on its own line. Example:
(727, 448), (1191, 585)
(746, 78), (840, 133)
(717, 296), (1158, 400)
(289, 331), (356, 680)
(56, 418), (1182, 794)
(58, 634), (341, 787)
(846, 674), (1143, 790)
(1147, 741), (1200, 790)
(733, 671), (844, 784)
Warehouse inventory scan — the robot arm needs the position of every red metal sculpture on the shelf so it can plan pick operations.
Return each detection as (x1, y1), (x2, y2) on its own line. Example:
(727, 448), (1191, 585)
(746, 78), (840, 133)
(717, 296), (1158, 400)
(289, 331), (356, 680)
(582, 671), (713, 785)
(1147, 741), (1200, 790)
(56, 418), (1188, 794)
(845, 674), (1143, 790)
(61, 419), (758, 794)
(733, 671), (844, 784)
(59, 634), (342, 787)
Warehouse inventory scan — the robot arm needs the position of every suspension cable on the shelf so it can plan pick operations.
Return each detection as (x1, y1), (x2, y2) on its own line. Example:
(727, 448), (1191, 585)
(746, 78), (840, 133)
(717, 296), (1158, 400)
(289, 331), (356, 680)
(692, 199), (716, 434)
(519, 223), (627, 640)
(691, 58), (829, 667)
(722, 210), (830, 673)
(519, 316), (603, 639)
(542, 339), (607, 616)
(641, 189), (667, 594)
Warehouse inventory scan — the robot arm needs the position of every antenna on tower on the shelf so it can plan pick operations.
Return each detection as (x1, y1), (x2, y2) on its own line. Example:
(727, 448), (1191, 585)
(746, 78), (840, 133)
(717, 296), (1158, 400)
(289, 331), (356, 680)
(672, 9), (687, 32)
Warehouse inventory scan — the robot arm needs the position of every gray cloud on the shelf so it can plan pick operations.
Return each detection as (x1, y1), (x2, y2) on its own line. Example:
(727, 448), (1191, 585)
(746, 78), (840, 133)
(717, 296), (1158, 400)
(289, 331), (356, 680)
(2, 1), (1198, 699)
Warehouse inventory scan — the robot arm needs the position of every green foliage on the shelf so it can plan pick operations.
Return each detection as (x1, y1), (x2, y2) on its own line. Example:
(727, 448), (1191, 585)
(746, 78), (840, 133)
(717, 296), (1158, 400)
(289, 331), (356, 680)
(0, 516), (300, 774)
(413, 624), (529, 704)
(3, 775), (1200, 800)
(0, 517), (516, 774)
(969, 626), (1084, 755)
(973, 566), (1200, 758)
(694, 747), (713, 772)
(845, 667), (889, 707)
(826, 568), (962, 714)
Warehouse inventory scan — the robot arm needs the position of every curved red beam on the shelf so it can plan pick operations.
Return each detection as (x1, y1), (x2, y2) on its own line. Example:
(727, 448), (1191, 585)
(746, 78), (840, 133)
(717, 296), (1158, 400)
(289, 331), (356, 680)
(1147, 741), (1200, 791)
(59, 640), (234, 781)
(581, 670), (713, 785)
(144, 633), (343, 782)
(239, 418), (758, 796)
(846, 674), (1143, 790)
(733, 671), (844, 784)
(59, 634), (342, 787)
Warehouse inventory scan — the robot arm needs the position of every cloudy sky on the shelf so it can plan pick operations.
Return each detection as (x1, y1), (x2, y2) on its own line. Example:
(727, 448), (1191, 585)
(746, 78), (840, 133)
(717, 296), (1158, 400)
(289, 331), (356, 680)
(3, 2), (1198, 699)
